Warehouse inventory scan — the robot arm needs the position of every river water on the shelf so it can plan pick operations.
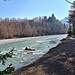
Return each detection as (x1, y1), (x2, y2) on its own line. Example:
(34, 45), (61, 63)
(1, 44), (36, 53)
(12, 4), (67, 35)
(0, 34), (67, 71)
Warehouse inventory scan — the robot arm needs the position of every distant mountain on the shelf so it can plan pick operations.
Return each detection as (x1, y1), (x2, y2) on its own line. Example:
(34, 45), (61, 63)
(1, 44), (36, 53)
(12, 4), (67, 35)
(60, 17), (68, 24)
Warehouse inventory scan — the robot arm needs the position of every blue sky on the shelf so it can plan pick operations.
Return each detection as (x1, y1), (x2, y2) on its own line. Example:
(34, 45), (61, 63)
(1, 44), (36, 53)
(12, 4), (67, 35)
(0, 0), (73, 20)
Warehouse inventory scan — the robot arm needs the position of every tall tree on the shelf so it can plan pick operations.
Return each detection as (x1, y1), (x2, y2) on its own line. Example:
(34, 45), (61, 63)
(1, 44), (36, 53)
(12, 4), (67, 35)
(65, 0), (75, 35)
(68, 1), (75, 35)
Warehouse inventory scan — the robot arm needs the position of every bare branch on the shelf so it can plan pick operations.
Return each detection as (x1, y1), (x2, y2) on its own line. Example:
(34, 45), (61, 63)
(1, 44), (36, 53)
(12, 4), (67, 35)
(65, 0), (73, 4)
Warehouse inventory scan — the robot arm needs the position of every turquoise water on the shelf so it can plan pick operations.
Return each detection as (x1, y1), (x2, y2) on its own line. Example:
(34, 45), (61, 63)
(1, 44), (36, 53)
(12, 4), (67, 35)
(0, 34), (67, 70)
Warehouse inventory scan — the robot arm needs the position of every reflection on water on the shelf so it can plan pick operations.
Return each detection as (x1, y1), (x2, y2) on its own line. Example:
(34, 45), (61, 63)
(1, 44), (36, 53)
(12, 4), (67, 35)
(0, 34), (67, 70)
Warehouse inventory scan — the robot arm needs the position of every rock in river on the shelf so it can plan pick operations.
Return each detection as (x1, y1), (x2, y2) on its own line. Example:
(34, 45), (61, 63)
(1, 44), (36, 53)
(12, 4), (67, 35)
(25, 47), (35, 51)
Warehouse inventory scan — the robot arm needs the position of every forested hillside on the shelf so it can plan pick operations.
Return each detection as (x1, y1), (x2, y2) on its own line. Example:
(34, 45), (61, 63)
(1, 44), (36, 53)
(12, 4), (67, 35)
(0, 14), (68, 39)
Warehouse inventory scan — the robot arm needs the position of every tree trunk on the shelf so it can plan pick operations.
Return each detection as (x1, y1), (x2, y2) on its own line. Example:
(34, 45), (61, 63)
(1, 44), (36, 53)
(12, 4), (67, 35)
(73, 24), (75, 34)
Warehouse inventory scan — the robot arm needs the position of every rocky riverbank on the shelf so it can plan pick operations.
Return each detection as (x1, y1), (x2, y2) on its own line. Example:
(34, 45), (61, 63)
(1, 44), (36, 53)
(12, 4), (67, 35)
(12, 39), (75, 75)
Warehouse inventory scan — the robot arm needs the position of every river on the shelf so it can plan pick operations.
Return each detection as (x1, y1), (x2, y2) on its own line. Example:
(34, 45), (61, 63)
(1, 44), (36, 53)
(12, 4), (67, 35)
(0, 34), (67, 71)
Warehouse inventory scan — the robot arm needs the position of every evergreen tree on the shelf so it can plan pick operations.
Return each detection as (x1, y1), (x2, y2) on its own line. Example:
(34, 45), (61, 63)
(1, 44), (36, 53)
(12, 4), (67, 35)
(67, 25), (73, 37)
(68, 1), (75, 35)
(0, 49), (14, 75)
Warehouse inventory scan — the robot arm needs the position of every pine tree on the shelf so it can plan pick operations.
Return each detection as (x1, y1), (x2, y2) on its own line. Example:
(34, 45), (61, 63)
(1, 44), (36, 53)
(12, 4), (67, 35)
(68, 1), (75, 35)
(0, 49), (14, 75)
(67, 25), (73, 37)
